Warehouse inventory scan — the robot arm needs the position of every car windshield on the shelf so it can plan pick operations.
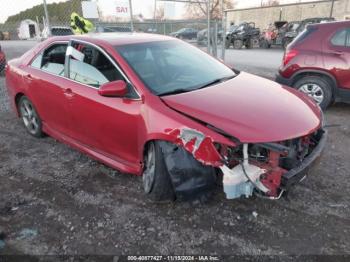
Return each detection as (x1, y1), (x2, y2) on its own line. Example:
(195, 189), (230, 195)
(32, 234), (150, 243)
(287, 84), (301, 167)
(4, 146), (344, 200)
(115, 40), (235, 96)
(290, 23), (300, 31)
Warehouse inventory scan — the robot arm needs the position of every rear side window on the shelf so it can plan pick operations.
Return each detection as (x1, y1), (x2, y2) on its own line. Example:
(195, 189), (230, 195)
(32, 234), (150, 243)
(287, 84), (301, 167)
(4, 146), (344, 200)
(331, 28), (350, 47)
(292, 26), (318, 46)
(31, 43), (68, 76)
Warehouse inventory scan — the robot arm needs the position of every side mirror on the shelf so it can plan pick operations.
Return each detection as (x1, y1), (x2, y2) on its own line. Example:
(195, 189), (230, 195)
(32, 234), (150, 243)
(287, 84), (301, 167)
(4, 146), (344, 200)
(98, 80), (128, 97)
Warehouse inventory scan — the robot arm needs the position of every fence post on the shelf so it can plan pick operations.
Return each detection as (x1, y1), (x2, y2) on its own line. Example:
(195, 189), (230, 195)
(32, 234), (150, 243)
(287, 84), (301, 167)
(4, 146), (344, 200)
(129, 0), (134, 31)
(213, 21), (218, 58)
(43, 0), (51, 36)
(207, 0), (210, 53)
(222, 11), (227, 61)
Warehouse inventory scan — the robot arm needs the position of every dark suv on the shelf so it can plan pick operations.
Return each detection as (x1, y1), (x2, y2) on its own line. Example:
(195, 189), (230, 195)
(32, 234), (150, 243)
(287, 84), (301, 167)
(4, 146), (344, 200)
(276, 20), (350, 109)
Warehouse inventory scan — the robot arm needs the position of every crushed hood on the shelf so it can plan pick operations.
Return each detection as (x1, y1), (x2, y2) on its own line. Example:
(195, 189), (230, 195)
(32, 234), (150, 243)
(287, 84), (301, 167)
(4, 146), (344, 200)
(161, 72), (321, 143)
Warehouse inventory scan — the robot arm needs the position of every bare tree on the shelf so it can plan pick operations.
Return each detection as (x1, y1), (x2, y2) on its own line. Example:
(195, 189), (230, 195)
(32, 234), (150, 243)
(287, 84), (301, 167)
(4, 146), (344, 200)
(155, 6), (165, 20)
(185, 0), (234, 20)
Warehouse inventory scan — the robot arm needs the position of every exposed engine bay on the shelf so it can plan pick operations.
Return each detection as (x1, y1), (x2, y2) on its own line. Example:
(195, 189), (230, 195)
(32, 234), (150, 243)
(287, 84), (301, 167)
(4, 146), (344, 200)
(218, 129), (326, 199)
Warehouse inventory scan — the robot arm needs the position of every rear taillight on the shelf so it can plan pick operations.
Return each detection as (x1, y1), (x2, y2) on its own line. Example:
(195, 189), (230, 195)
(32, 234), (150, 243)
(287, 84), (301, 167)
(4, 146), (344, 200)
(283, 49), (298, 66)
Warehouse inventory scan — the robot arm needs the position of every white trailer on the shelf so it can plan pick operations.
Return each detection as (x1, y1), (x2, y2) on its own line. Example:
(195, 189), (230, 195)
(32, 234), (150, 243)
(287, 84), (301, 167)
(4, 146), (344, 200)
(18, 19), (40, 40)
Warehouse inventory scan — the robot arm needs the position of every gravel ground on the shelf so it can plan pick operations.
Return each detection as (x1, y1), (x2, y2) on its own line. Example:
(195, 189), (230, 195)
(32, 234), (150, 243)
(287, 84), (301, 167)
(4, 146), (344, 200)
(0, 42), (350, 257)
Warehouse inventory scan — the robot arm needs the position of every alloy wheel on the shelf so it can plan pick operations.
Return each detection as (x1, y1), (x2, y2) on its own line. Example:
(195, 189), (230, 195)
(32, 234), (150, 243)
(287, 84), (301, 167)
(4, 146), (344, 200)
(20, 99), (40, 135)
(298, 83), (324, 105)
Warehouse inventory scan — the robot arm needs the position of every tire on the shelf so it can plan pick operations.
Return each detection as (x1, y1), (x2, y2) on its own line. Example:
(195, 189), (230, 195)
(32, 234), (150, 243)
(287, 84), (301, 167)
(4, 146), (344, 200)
(142, 141), (175, 202)
(293, 76), (333, 110)
(233, 39), (243, 49)
(260, 39), (271, 49)
(249, 37), (259, 49)
(18, 96), (44, 137)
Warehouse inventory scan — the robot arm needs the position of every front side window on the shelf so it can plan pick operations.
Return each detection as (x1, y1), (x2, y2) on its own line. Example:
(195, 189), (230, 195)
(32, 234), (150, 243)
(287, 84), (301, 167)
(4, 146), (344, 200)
(116, 40), (235, 96)
(68, 42), (124, 88)
(31, 43), (67, 76)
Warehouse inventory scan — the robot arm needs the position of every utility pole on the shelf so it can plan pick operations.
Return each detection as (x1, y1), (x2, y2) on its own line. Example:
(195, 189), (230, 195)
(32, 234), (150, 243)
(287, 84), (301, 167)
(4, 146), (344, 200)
(129, 0), (134, 31)
(154, 0), (157, 32)
(330, 0), (335, 18)
(43, 0), (51, 36)
(221, 0), (226, 60)
(207, 0), (210, 53)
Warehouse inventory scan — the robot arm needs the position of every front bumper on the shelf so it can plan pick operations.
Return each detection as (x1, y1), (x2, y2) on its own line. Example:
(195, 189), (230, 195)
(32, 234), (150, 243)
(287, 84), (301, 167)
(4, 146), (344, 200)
(275, 73), (293, 87)
(281, 129), (327, 191)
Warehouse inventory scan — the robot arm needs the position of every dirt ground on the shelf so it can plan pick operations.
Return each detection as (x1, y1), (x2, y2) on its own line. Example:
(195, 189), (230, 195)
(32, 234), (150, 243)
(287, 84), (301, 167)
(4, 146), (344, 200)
(0, 48), (350, 257)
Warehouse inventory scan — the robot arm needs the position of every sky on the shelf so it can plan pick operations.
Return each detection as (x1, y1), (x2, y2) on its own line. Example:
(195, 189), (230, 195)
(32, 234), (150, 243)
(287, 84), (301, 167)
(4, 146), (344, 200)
(0, 0), (320, 23)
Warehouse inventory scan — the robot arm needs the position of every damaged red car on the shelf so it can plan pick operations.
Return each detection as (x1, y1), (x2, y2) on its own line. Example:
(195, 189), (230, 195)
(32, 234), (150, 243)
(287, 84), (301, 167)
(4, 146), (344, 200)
(6, 34), (327, 201)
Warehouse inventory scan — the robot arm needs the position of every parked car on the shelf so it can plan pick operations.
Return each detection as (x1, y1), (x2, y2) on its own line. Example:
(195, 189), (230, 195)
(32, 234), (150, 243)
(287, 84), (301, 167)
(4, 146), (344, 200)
(197, 28), (223, 46)
(6, 33), (326, 202)
(226, 22), (260, 49)
(96, 25), (132, 33)
(170, 28), (198, 40)
(41, 26), (74, 39)
(259, 21), (288, 48)
(0, 44), (6, 75)
(276, 20), (350, 109)
(282, 17), (335, 49)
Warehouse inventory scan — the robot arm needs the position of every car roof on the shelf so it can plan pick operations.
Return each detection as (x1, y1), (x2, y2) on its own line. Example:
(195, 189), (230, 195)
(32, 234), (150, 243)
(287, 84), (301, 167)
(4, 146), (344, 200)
(50, 32), (176, 46)
(49, 33), (175, 46)
(311, 20), (350, 28)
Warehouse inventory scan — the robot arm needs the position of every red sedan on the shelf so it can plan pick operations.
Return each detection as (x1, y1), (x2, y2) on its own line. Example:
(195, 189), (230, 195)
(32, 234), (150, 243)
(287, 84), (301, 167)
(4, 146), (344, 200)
(6, 34), (326, 202)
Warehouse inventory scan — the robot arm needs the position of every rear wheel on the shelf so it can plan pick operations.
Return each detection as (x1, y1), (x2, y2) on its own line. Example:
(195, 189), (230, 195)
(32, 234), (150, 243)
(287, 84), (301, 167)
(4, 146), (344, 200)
(294, 76), (333, 110)
(18, 96), (43, 137)
(142, 141), (175, 202)
(233, 39), (243, 49)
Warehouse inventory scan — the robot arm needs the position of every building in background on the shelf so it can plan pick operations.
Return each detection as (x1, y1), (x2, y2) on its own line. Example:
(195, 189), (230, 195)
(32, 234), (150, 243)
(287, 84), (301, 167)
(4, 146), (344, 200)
(17, 19), (40, 40)
(226, 0), (350, 30)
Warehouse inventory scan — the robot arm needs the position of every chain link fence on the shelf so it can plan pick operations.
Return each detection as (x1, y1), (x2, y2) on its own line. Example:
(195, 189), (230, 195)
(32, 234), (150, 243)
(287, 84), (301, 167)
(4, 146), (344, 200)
(0, 0), (225, 57)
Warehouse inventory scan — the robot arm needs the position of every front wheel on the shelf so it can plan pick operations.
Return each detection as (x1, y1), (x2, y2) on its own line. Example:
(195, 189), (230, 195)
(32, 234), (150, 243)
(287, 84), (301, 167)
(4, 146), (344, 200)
(294, 76), (333, 110)
(142, 141), (175, 202)
(18, 96), (44, 137)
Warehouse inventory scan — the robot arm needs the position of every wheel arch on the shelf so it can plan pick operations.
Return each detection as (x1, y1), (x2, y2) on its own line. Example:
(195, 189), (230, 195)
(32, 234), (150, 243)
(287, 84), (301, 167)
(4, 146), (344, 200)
(14, 92), (25, 116)
(291, 70), (337, 99)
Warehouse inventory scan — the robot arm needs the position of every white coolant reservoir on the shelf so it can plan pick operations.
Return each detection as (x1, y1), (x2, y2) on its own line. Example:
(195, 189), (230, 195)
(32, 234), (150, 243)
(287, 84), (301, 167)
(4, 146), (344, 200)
(220, 144), (269, 199)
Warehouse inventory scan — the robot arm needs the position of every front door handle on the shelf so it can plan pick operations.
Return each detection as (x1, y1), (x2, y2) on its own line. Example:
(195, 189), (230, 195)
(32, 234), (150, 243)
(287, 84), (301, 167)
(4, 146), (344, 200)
(330, 50), (343, 56)
(64, 88), (75, 98)
(25, 74), (33, 81)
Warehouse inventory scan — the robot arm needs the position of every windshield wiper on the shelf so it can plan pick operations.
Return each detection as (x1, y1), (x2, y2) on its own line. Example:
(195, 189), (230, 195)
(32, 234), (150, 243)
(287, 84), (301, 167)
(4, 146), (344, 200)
(158, 75), (235, 96)
(158, 88), (192, 96)
(195, 75), (235, 90)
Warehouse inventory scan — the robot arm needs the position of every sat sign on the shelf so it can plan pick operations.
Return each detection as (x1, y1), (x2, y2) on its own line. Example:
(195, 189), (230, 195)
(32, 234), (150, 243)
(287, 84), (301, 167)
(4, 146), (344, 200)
(115, 0), (130, 18)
